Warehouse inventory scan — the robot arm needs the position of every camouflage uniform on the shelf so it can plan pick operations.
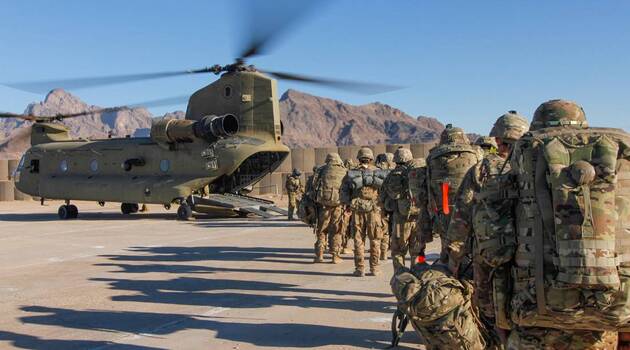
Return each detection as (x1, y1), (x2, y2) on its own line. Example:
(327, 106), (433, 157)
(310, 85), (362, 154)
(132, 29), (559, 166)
(486, 101), (622, 349)
(376, 152), (395, 260)
(341, 147), (387, 276)
(340, 159), (357, 255)
(380, 148), (425, 270)
(422, 125), (481, 262)
(446, 111), (529, 340)
(313, 153), (347, 264)
(285, 168), (303, 220)
(297, 166), (319, 227)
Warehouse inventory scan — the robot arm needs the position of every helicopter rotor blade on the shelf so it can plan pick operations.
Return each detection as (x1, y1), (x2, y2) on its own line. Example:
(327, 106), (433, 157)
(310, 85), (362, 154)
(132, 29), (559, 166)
(238, 0), (328, 60)
(3, 69), (213, 94)
(262, 70), (404, 95)
(0, 94), (190, 122)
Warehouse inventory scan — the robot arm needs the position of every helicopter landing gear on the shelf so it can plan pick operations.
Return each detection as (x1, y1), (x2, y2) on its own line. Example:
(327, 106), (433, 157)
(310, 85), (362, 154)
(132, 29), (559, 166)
(177, 203), (193, 220)
(58, 203), (78, 219)
(121, 203), (139, 215)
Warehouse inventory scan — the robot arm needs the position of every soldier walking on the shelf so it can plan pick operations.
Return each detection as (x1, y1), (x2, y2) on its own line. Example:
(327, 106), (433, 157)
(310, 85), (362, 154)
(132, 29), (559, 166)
(341, 147), (388, 276)
(312, 153), (347, 263)
(380, 148), (427, 270)
(285, 168), (303, 220)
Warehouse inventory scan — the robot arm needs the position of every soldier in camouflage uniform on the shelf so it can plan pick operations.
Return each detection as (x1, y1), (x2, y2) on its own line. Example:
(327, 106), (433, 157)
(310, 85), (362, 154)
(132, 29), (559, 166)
(312, 153), (347, 264)
(380, 148), (425, 270)
(375, 152), (396, 170)
(474, 135), (499, 153)
(445, 111), (529, 347)
(504, 100), (621, 350)
(341, 147), (388, 276)
(376, 152), (395, 260)
(422, 125), (481, 262)
(285, 168), (303, 220)
(339, 159), (357, 255)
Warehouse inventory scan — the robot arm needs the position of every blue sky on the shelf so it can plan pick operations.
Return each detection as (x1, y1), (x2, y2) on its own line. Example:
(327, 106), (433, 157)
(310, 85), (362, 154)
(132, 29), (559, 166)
(1, 0), (629, 133)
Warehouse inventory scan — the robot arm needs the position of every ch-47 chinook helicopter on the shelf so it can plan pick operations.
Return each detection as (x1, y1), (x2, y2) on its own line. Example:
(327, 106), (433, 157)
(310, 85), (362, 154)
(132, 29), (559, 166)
(1, 2), (399, 220)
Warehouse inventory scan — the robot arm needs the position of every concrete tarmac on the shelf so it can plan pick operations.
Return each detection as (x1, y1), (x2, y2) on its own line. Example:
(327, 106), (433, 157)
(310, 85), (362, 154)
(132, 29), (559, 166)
(0, 201), (432, 350)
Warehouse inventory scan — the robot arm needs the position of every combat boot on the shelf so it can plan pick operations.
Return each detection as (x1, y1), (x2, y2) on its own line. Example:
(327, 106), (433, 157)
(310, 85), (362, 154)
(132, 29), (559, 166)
(369, 267), (381, 276)
(353, 269), (365, 277)
(332, 255), (342, 264)
(313, 256), (324, 263)
(379, 250), (387, 260)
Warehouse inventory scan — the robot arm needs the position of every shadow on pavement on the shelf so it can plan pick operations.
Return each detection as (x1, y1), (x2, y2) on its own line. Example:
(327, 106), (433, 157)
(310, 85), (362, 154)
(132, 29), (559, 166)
(0, 330), (164, 350)
(17, 306), (396, 349)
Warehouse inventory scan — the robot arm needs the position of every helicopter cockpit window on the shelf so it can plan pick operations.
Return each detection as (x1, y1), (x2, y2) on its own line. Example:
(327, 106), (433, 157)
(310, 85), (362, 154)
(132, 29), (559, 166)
(89, 159), (99, 172)
(160, 159), (170, 172)
(60, 159), (69, 173)
(29, 159), (39, 174)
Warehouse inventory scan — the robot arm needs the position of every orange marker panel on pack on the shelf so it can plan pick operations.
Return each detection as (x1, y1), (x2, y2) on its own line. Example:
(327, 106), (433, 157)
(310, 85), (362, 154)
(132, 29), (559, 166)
(442, 182), (450, 215)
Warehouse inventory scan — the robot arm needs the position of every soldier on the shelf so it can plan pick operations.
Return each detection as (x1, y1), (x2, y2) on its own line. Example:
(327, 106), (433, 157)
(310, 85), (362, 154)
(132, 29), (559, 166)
(473, 135), (499, 154)
(285, 168), (303, 220)
(479, 100), (626, 349)
(423, 124), (481, 262)
(340, 159), (356, 255)
(375, 152), (395, 170)
(380, 147), (424, 270)
(297, 166), (320, 227)
(445, 111), (528, 345)
(312, 153), (347, 264)
(341, 147), (388, 276)
(375, 152), (395, 260)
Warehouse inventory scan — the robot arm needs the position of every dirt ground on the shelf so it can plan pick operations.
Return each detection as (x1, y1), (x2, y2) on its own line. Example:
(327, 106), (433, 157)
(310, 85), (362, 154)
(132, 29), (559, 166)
(0, 200), (436, 350)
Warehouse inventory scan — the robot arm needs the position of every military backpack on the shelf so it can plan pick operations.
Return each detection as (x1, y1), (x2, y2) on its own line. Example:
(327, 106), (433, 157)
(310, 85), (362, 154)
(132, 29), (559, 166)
(314, 164), (347, 207)
(486, 126), (630, 331)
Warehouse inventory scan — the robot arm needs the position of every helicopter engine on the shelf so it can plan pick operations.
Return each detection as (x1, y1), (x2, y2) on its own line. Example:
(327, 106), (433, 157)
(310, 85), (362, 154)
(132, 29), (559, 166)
(150, 114), (239, 144)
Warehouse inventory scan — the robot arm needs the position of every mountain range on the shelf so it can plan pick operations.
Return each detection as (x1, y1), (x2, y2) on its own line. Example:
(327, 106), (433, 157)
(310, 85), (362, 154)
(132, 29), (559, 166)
(0, 89), (444, 159)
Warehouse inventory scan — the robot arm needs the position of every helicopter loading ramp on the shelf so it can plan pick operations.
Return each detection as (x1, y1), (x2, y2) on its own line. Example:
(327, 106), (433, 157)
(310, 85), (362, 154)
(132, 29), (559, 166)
(192, 193), (288, 218)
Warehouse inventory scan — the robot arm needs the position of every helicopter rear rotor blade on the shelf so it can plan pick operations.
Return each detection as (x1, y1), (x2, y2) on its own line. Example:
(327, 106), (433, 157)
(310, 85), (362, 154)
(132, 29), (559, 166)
(263, 70), (404, 95)
(3, 69), (213, 94)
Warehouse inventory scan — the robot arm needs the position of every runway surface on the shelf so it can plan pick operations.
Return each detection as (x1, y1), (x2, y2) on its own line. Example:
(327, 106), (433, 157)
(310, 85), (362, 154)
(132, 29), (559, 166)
(0, 201), (432, 349)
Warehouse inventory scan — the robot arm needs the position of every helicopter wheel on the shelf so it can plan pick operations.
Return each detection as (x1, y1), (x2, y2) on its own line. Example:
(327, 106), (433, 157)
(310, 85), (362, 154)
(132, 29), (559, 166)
(177, 203), (193, 221)
(68, 204), (79, 219)
(58, 205), (77, 220)
(121, 203), (139, 215)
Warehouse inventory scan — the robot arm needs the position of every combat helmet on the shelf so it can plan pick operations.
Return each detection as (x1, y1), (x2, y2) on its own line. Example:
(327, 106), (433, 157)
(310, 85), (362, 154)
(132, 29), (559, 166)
(325, 152), (343, 166)
(356, 147), (374, 162)
(490, 110), (529, 142)
(439, 124), (469, 145)
(474, 136), (498, 150)
(292, 168), (302, 176)
(393, 147), (413, 164)
(530, 99), (588, 131)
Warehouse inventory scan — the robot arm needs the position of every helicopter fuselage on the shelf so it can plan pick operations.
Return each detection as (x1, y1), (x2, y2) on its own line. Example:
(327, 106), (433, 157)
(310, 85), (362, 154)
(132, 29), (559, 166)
(13, 71), (290, 209)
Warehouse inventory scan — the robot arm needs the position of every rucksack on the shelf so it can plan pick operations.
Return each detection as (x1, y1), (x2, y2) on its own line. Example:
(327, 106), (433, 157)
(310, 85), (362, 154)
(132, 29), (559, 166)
(427, 144), (481, 235)
(314, 164), (347, 207)
(381, 164), (425, 217)
(492, 127), (630, 331)
(390, 264), (491, 350)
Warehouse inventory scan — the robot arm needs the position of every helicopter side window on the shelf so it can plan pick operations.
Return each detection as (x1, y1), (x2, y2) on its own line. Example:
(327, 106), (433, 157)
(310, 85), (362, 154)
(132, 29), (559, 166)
(60, 159), (69, 173)
(160, 159), (170, 172)
(89, 159), (99, 172)
(30, 159), (39, 174)
(224, 86), (232, 99)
